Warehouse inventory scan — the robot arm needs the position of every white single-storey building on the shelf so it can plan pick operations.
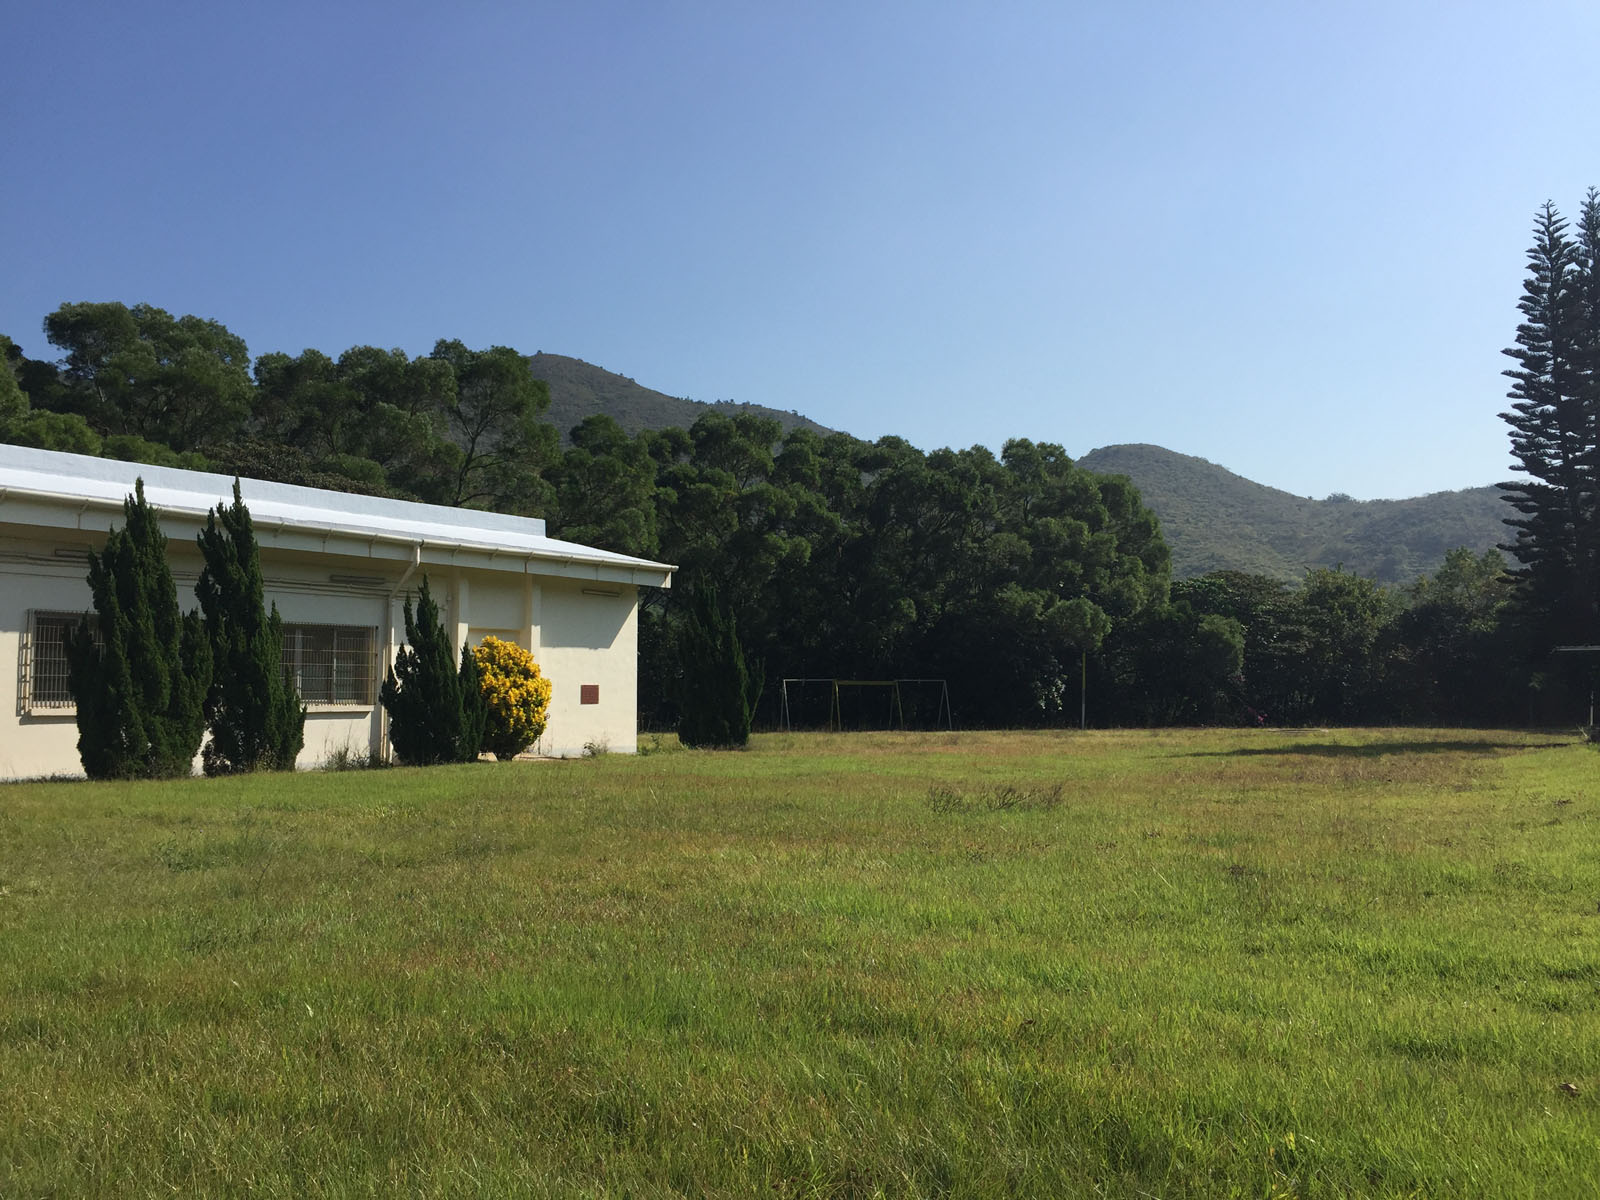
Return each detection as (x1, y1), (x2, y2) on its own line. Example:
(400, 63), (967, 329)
(0, 444), (674, 779)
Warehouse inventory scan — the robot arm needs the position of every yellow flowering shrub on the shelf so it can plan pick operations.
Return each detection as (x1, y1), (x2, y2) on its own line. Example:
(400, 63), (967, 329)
(471, 636), (553, 760)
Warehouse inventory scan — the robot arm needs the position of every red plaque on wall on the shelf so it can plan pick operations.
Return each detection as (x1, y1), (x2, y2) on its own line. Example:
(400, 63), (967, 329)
(580, 684), (599, 705)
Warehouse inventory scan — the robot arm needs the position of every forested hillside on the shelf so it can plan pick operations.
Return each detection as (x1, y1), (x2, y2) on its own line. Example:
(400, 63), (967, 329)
(1078, 444), (1508, 583)
(532, 369), (1509, 587)
(0, 300), (1548, 730)
(529, 352), (832, 442)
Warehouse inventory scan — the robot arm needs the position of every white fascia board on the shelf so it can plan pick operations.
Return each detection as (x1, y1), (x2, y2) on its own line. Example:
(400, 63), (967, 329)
(0, 444), (552, 539)
(0, 445), (676, 588)
(514, 537), (676, 589)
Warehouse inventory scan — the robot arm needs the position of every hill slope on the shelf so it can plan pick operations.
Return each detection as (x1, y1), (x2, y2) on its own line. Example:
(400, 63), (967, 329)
(1076, 444), (1510, 584)
(523, 355), (1504, 585)
(528, 353), (834, 441)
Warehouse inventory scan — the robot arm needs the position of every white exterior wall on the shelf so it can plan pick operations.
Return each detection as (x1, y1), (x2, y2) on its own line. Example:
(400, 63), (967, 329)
(0, 446), (673, 780)
(2, 541), (653, 778)
(435, 572), (640, 758)
(529, 580), (641, 757)
(1, 539), (104, 780)
(1, 545), (655, 778)
(0, 530), (394, 777)
(257, 554), (390, 770)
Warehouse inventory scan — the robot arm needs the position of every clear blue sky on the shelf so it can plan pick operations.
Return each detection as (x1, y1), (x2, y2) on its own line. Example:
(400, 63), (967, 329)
(5, 1), (1596, 500)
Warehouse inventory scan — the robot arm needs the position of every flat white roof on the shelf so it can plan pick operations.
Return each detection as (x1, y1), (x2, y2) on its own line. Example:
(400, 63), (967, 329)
(0, 444), (674, 584)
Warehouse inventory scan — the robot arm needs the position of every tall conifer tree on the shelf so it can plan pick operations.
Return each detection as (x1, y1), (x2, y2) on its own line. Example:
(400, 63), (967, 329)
(196, 480), (305, 773)
(66, 480), (210, 778)
(677, 583), (763, 748)
(379, 578), (484, 764)
(1500, 198), (1599, 646)
(458, 640), (488, 762)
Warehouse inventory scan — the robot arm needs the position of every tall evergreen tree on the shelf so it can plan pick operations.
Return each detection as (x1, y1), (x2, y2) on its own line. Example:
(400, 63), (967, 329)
(1500, 198), (1599, 647)
(677, 583), (763, 748)
(196, 481), (306, 773)
(379, 578), (483, 764)
(65, 480), (211, 778)
(457, 640), (488, 763)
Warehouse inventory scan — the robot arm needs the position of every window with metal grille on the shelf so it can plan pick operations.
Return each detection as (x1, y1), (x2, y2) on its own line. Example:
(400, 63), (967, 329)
(20, 610), (99, 714)
(281, 624), (376, 706)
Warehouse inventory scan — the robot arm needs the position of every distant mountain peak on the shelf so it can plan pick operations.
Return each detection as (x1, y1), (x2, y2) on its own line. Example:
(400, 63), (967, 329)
(527, 352), (834, 442)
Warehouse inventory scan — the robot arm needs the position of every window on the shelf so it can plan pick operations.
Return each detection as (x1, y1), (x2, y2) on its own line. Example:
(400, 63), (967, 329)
(281, 624), (376, 706)
(19, 610), (98, 714)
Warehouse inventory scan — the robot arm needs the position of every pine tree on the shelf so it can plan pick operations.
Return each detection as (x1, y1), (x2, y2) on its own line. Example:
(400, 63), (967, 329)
(1574, 188), (1600, 608)
(1500, 198), (1600, 647)
(677, 584), (763, 748)
(379, 577), (483, 764)
(66, 480), (211, 778)
(196, 480), (306, 773)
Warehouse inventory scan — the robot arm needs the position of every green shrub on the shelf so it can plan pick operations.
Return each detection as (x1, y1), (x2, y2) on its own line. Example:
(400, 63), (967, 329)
(379, 577), (482, 766)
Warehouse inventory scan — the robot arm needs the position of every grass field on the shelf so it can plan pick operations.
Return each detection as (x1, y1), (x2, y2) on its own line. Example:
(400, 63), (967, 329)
(2, 728), (1597, 1198)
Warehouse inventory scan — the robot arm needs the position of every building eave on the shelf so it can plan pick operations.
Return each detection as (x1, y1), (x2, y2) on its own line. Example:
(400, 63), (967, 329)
(0, 446), (676, 589)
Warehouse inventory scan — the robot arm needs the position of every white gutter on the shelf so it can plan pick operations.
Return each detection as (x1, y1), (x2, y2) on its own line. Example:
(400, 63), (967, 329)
(0, 482), (673, 578)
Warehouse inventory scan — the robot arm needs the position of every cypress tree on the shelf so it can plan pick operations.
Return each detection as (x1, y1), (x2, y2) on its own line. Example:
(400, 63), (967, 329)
(66, 480), (211, 778)
(677, 583), (763, 748)
(458, 640), (488, 762)
(196, 480), (306, 773)
(379, 577), (483, 764)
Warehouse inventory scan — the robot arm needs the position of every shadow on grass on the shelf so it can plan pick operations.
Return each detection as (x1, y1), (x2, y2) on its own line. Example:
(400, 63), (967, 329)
(1190, 738), (1575, 759)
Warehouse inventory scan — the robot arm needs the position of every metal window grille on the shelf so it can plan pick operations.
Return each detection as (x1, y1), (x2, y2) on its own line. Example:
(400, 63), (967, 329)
(281, 624), (376, 706)
(20, 611), (100, 714)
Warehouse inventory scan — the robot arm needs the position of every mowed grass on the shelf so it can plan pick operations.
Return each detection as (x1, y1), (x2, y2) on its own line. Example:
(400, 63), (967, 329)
(2, 729), (1598, 1198)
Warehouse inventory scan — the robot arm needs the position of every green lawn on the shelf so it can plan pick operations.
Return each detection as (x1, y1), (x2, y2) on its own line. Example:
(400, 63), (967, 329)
(2, 729), (1597, 1197)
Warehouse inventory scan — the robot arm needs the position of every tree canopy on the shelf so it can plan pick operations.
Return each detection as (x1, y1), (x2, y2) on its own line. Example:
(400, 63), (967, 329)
(44, 302), (253, 451)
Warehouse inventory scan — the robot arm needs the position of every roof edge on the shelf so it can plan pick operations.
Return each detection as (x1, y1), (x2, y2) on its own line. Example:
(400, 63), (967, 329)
(0, 443), (676, 581)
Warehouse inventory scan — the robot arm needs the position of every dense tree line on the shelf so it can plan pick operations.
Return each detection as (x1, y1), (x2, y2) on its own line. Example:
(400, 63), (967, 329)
(0, 292), (1580, 732)
(1094, 550), (1526, 728)
(2, 302), (1173, 729)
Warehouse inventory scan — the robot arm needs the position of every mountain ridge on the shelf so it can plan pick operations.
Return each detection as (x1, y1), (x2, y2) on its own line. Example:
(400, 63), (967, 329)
(522, 355), (1507, 584)
(528, 352), (834, 442)
(1076, 443), (1508, 583)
